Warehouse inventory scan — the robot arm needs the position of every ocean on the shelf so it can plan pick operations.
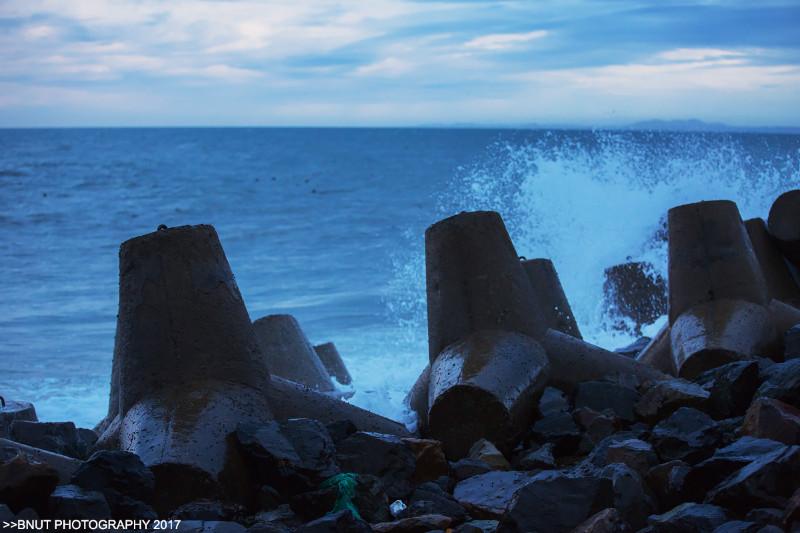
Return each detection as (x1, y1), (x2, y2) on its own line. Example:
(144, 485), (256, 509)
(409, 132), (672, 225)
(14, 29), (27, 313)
(1, 127), (798, 428)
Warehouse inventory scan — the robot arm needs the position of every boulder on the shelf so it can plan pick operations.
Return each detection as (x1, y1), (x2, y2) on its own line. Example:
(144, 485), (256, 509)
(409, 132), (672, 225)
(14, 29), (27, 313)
(291, 473), (389, 524)
(336, 432), (416, 501)
(744, 508), (783, 528)
(756, 358), (800, 408)
(600, 463), (655, 529)
(0, 438), (81, 484)
(635, 379), (710, 423)
(427, 330), (549, 459)
(521, 258), (582, 338)
(171, 500), (246, 521)
(575, 381), (639, 422)
(455, 520), (499, 533)
(9, 421), (89, 459)
(0, 452), (59, 513)
(454, 470), (534, 519)
(603, 261), (667, 334)
(177, 522), (248, 533)
(405, 482), (467, 522)
(0, 400), (37, 439)
(296, 510), (371, 533)
(650, 407), (721, 463)
(742, 398), (800, 445)
(605, 439), (658, 477)
(402, 438), (449, 483)
(517, 443), (556, 471)
(645, 460), (690, 513)
(573, 409), (619, 450)
(372, 514), (452, 533)
(571, 508), (631, 533)
(695, 362), (761, 419)
(450, 458), (493, 481)
(786, 324), (800, 360)
(468, 439), (510, 471)
(71, 450), (155, 503)
(784, 487), (800, 531)
(497, 470), (613, 533)
(48, 484), (111, 519)
(647, 502), (729, 532)
(712, 521), (761, 533)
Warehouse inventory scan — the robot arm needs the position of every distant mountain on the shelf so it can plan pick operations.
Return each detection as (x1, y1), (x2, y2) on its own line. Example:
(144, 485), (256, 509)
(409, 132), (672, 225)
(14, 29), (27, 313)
(623, 119), (800, 134)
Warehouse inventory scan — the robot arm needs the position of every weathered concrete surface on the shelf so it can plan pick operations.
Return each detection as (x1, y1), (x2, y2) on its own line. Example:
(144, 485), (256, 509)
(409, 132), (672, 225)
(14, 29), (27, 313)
(313, 342), (352, 386)
(0, 400), (37, 439)
(427, 330), (549, 459)
(0, 438), (81, 484)
(405, 364), (431, 432)
(521, 258), (581, 339)
(767, 189), (800, 266)
(636, 323), (677, 376)
(745, 217), (800, 306)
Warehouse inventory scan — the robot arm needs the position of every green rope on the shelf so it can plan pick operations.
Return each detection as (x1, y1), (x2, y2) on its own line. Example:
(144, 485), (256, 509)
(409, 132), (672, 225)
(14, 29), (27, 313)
(320, 473), (361, 520)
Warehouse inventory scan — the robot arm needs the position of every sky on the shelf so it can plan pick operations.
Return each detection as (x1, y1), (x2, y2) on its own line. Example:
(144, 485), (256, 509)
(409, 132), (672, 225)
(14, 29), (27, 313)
(0, 0), (799, 127)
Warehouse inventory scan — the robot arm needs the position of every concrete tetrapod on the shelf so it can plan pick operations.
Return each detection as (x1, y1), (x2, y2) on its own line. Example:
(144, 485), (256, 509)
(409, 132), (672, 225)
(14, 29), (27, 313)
(636, 323), (677, 376)
(103, 225), (274, 512)
(521, 258), (582, 338)
(768, 189), (800, 267)
(540, 329), (669, 393)
(425, 211), (547, 363)
(745, 217), (800, 306)
(253, 315), (334, 393)
(405, 364), (432, 432)
(426, 330), (549, 459)
(314, 342), (353, 386)
(670, 299), (776, 379)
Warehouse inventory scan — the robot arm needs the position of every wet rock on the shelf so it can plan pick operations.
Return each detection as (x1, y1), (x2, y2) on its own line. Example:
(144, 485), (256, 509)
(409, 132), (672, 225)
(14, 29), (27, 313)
(171, 500), (246, 521)
(468, 439), (510, 471)
(645, 460), (690, 513)
(785, 325), (800, 359)
(290, 474), (390, 524)
(575, 381), (640, 422)
(647, 502), (729, 532)
(635, 379), (710, 423)
(236, 419), (339, 495)
(256, 485), (282, 511)
(405, 482), (467, 522)
(336, 432), (415, 501)
(451, 458), (493, 481)
(708, 444), (800, 509)
(784, 487), (800, 530)
(572, 508), (632, 533)
(650, 407), (721, 463)
(712, 522), (761, 533)
(177, 521), (248, 533)
(48, 484), (111, 519)
(326, 420), (358, 445)
(745, 508), (783, 528)
(615, 337), (652, 358)
(600, 463), (655, 529)
(372, 514), (452, 533)
(296, 510), (371, 533)
(454, 470), (534, 519)
(517, 443), (556, 470)
(9, 421), (90, 459)
(716, 416), (745, 448)
(574, 408), (620, 448)
(756, 358), (800, 407)
(103, 491), (157, 519)
(695, 361), (761, 419)
(252, 504), (302, 531)
(498, 470), (613, 533)
(603, 261), (667, 334)
(605, 439), (659, 477)
(455, 520), (498, 533)
(0, 452), (59, 513)
(529, 411), (581, 456)
(742, 398), (800, 445)
(0, 401), (37, 439)
(584, 432), (647, 468)
(71, 450), (155, 503)
(402, 438), (449, 483)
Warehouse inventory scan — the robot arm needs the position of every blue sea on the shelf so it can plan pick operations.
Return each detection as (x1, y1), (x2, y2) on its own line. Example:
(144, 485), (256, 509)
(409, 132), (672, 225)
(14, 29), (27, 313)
(1, 128), (798, 428)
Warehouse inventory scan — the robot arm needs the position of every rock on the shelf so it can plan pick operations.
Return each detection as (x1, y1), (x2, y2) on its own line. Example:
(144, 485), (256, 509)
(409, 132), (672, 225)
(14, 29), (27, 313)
(326, 420), (358, 444)
(405, 482), (467, 522)
(0, 504), (12, 522)
(0, 452), (59, 513)
(742, 398), (800, 444)
(605, 439), (659, 477)
(636, 379), (710, 422)
(372, 514), (452, 533)
(539, 387), (571, 415)
(103, 491), (157, 519)
(9, 421), (90, 459)
(290, 473), (390, 524)
(682, 437), (786, 502)
(0, 401), (37, 439)
(468, 440), (510, 471)
(529, 411), (581, 456)
(575, 381), (640, 421)
(572, 508), (632, 533)
(256, 485), (282, 511)
(707, 444), (800, 509)
(647, 502), (729, 532)
(786, 325), (800, 359)
(0, 438), (80, 484)
(650, 407), (721, 463)
(236, 419), (339, 495)
(454, 470), (534, 518)
(498, 470), (613, 533)
(71, 450), (155, 503)
(712, 522), (761, 533)
(402, 438), (449, 483)
(336, 432), (415, 500)
(296, 510), (371, 533)
(784, 487), (800, 530)
(252, 504), (303, 531)
(756, 359), (800, 408)
(517, 443), (556, 470)
(48, 484), (111, 519)
(584, 432), (648, 468)
(645, 460), (690, 513)
(615, 338), (652, 358)
(451, 458), (493, 481)
(603, 261), (667, 334)
(177, 521), (248, 533)
(574, 409), (619, 450)
(745, 508), (783, 528)
(600, 463), (655, 529)
(695, 362), (761, 419)
(455, 520), (499, 533)
(717, 416), (745, 448)
(171, 500), (246, 521)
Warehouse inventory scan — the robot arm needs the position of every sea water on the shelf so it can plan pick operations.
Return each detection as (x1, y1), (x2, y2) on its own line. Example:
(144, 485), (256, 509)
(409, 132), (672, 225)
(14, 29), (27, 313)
(0, 128), (798, 428)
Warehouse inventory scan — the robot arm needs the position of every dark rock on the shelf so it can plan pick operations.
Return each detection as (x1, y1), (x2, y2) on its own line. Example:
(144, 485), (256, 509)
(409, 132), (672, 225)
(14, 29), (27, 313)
(707, 444), (800, 510)
(683, 437), (785, 503)
(248, 523), (293, 533)
(176, 521), (248, 533)
(290, 474), (389, 524)
(528, 411), (581, 455)
(171, 500), (246, 521)
(103, 491), (157, 519)
(0, 401), (37, 439)
(572, 508), (632, 533)
(603, 261), (667, 334)
(71, 450), (155, 503)
(336, 432), (415, 500)
(9, 421), (90, 459)
(454, 471), (534, 518)
(0, 504), (11, 522)
(605, 438), (659, 477)
(498, 470), (613, 533)
(712, 522), (761, 533)
(451, 458), (493, 481)
(636, 380), (710, 422)
(574, 408), (620, 447)
(372, 514), (452, 533)
(785, 325), (800, 359)
(296, 510), (371, 533)
(517, 443), (556, 470)
(784, 487), (800, 530)
(538, 387), (570, 416)
(585, 432), (651, 468)
(650, 407), (721, 463)
(756, 359), (800, 408)
(615, 337), (652, 358)
(402, 438), (449, 483)
(600, 463), (655, 529)
(455, 520), (498, 533)
(742, 398), (800, 445)
(252, 504), (302, 531)
(48, 484), (111, 519)
(236, 419), (339, 495)
(405, 482), (467, 522)
(695, 361), (761, 419)
(575, 381), (640, 421)
(716, 416), (745, 448)
(0, 452), (59, 513)
(326, 420), (358, 444)
(647, 502), (729, 532)
(468, 439), (509, 471)
(645, 460), (690, 513)
(256, 485), (282, 511)
(754, 526), (783, 533)
(745, 508), (783, 527)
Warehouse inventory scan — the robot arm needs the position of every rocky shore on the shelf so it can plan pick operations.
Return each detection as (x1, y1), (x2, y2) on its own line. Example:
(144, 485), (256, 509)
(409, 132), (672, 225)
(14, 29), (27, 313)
(2, 190), (800, 533)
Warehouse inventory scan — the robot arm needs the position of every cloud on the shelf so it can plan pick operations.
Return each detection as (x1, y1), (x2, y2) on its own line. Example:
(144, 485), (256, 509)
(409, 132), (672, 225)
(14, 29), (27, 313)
(464, 30), (549, 51)
(657, 48), (746, 62)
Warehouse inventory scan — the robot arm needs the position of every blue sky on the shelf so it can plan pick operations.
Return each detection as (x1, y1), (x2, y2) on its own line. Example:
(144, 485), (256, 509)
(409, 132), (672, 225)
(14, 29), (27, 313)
(1, 1), (799, 127)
